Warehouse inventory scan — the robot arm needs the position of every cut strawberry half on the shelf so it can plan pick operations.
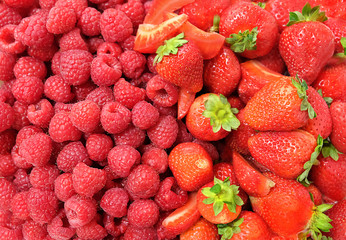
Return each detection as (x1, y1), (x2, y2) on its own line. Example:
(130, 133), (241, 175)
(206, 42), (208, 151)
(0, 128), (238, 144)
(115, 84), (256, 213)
(144, 0), (194, 25)
(162, 191), (201, 235)
(134, 14), (188, 53)
(177, 88), (195, 120)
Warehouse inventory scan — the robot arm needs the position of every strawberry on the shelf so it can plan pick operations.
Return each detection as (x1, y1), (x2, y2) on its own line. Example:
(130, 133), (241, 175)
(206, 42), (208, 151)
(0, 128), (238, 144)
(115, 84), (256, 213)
(213, 162), (238, 183)
(232, 151), (275, 197)
(306, 184), (323, 206)
(255, 44), (286, 74)
(217, 211), (272, 240)
(180, 217), (219, 240)
(220, 1), (279, 59)
(186, 93), (240, 142)
(323, 17), (346, 54)
(325, 199), (346, 239)
(203, 46), (241, 97)
(197, 177), (244, 224)
(250, 172), (333, 238)
(279, 3), (335, 85)
(329, 101), (346, 153)
(177, 89), (195, 120)
(227, 95), (245, 111)
(168, 142), (214, 192)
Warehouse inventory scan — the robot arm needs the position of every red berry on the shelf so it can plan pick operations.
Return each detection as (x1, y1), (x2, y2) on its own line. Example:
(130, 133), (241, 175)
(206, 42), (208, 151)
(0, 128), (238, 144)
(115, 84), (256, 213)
(128, 199), (159, 228)
(132, 100), (159, 130)
(113, 78), (146, 109)
(70, 100), (101, 133)
(118, 0), (145, 27)
(91, 54), (122, 87)
(11, 101), (30, 131)
(100, 187), (129, 218)
(0, 4), (22, 28)
(86, 134), (113, 162)
(0, 129), (16, 155)
(27, 99), (54, 128)
(192, 139), (219, 162)
(97, 41), (122, 58)
(10, 191), (29, 220)
(146, 75), (179, 107)
(147, 115), (178, 149)
(103, 214), (129, 238)
(113, 124), (146, 148)
(78, 7), (101, 36)
(85, 86), (115, 108)
(4, 0), (35, 8)
(29, 164), (59, 190)
(124, 225), (157, 240)
(76, 217), (108, 240)
(54, 173), (76, 202)
(46, 6), (77, 34)
(100, 101), (131, 134)
(49, 111), (82, 143)
(108, 145), (140, 178)
(27, 44), (58, 62)
(72, 80), (97, 101)
(0, 24), (26, 55)
(59, 27), (88, 52)
(0, 51), (15, 82)
(22, 220), (48, 240)
(13, 169), (31, 192)
(15, 125), (42, 146)
(119, 50), (146, 79)
(0, 178), (16, 210)
(11, 77), (44, 104)
(119, 35), (135, 51)
(47, 209), (76, 240)
(0, 102), (14, 133)
(142, 147), (168, 174)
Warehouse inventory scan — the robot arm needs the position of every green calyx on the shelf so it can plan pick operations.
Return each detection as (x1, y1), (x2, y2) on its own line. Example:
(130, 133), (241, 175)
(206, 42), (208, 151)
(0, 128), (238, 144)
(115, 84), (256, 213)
(210, 15), (220, 33)
(305, 204), (333, 240)
(217, 218), (244, 240)
(202, 94), (240, 133)
(253, 2), (265, 9)
(153, 33), (188, 65)
(201, 177), (244, 217)
(225, 27), (258, 53)
(335, 37), (346, 58)
(317, 89), (333, 106)
(321, 139), (343, 161)
(291, 75), (316, 119)
(287, 3), (327, 26)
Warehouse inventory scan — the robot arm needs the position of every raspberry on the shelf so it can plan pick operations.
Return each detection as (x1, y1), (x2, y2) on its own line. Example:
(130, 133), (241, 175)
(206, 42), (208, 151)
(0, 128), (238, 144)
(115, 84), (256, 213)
(97, 41), (123, 58)
(113, 124), (146, 148)
(144, 1), (153, 15)
(51, 51), (61, 75)
(15, 125), (42, 146)
(76, 218), (108, 240)
(49, 111), (82, 142)
(0, 209), (11, 226)
(46, 6), (76, 34)
(125, 164), (160, 200)
(11, 77), (43, 104)
(91, 54), (122, 86)
(27, 44), (58, 62)
(147, 115), (178, 149)
(87, 37), (105, 53)
(0, 51), (15, 82)
(22, 220), (48, 240)
(192, 139), (219, 161)
(72, 162), (107, 198)
(128, 199), (159, 228)
(29, 165), (59, 190)
(0, 178), (16, 210)
(39, 0), (57, 9)
(146, 75), (179, 107)
(13, 169), (31, 192)
(27, 99), (54, 128)
(4, 0), (35, 8)
(27, 188), (59, 224)
(13, 56), (46, 80)
(19, 133), (52, 167)
(12, 144), (32, 169)
(118, 0), (145, 27)
(44, 76), (74, 103)
(56, 141), (91, 173)
(54, 173), (75, 202)
(47, 209), (76, 240)
(0, 102), (14, 133)
(103, 215), (129, 238)
(86, 86), (115, 108)
(59, 49), (93, 86)
(55, 0), (88, 18)
(114, 78), (146, 109)
(141, 147), (168, 174)
(0, 82), (15, 105)
(0, 154), (17, 177)
(78, 7), (101, 37)
(0, 4), (21, 29)
(70, 100), (101, 133)
(86, 134), (113, 162)
(146, 54), (158, 74)
(0, 24), (26, 55)
(59, 27), (88, 52)
(100, 188), (129, 218)
(119, 35), (135, 51)
(100, 8), (133, 43)
(100, 101), (131, 134)
(175, 119), (193, 145)
(130, 72), (155, 88)
(0, 225), (22, 240)
(124, 226), (157, 240)
(72, 80), (97, 101)
(98, 0), (125, 11)
(132, 101), (159, 130)
(10, 191), (29, 220)
(0, 129), (16, 155)
(108, 145), (140, 178)
(54, 102), (74, 113)
(11, 101), (30, 131)
(64, 194), (97, 228)
(154, 177), (188, 211)
(119, 50), (146, 79)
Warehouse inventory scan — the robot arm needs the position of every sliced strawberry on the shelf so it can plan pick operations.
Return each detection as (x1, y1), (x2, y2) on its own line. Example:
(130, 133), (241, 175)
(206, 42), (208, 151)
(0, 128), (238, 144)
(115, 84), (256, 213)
(144, 0), (194, 25)
(162, 191), (201, 235)
(177, 89), (195, 120)
(134, 14), (188, 53)
(233, 151), (275, 197)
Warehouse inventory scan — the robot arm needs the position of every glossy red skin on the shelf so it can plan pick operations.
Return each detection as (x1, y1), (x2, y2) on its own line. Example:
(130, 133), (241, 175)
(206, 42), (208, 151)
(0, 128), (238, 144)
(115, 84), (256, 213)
(177, 89), (195, 120)
(219, 2), (279, 58)
(255, 44), (286, 74)
(329, 101), (346, 153)
(213, 162), (238, 182)
(305, 184), (322, 206)
(310, 154), (346, 202)
(250, 173), (314, 238)
(279, 21), (335, 85)
(248, 130), (317, 180)
(203, 46), (241, 97)
(324, 17), (346, 53)
(186, 94), (230, 142)
(180, 217), (219, 240)
(325, 199), (346, 239)
(227, 95), (245, 111)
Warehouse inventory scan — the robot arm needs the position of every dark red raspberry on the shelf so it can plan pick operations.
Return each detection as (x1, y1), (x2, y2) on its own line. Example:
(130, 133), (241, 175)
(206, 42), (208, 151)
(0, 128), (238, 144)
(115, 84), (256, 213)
(76, 217), (108, 240)
(90, 0), (108, 3)
(0, 24), (26, 55)
(147, 54), (158, 74)
(0, 178), (16, 210)
(0, 154), (17, 177)
(0, 51), (15, 82)
(130, 72), (155, 88)
(147, 115), (178, 149)
(124, 226), (157, 240)
(78, 7), (101, 37)
(70, 100), (101, 133)
(13, 56), (46, 80)
(154, 177), (188, 211)
(103, 215), (129, 238)
(51, 51), (61, 75)
(0, 129), (16, 155)
(113, 78), (146, 109)
(118, 0), (145, 27)
(113, 124), (146, 148)
(108, 145), (140, 178)
(47, 209), (76, 240)
(142, 147), (168, 174)
(44, 75), (74, 103)
(27, 188), (59, 224)
(27, 44), (58, 62)
(193, 139), (219, 161)
(97, 41), (122, 58)
(65, 194), (97, 228)
(175, 119), (193, 144)
(60, 49), (93, 86)
(11, 101), (30, 131)
(72, 162), (107, 198)
(3, 0), (35, 8)
(55, 0), (88, 18)
(22, 220), (48, 240)
(15, 125), (42, 146)
(100, 101), (131, 134)
(119, 50), (146, 79)
(146, 75), (179, 107)
(125, 164), (160, 200)
(72, 80), (97, 101)
(54, 102), (74, 113)
(11, 77), (43, 104)
(128, 199), (159, 228)
(100, 188), (129, 218)
(86, 134), (113, 162)
(154, 102), (178, 118)
(49, 111), (82, 142)
(13, 169), (31, 192)
(86, 86), (115, 108)
(132, 101), (159, 130)
(119, 35), (135, 51)
(0, 102), (14, 133)
(59, 27), (88, 52)
(46, 6), (76, 34)
(10, 191), (29, 220)
(0, 4), (22, 29)
(27, 99), (54, 128)
(29, 165), (59, 190)
(100, 8), (133, 42)
(91, 54), (122, 87)
(54, 173), (75, 202)
(87, 37), (105, 53)
(19, 133), (52, 167)
(12, 144), (32, 169)
(98, 0), (125, 11)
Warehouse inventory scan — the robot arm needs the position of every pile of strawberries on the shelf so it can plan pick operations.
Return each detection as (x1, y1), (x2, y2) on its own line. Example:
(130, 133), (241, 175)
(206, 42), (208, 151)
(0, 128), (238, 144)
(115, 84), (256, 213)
(0, 0), (345, 239)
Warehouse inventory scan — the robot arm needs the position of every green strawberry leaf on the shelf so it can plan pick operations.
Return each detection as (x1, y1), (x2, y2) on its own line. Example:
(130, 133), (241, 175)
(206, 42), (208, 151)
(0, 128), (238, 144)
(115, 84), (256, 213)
(210, 15), (220, 33)
(154, 33), (188, 64)
(317, 89), (333, 106)
(217, 218), (244, 240)
(287, 3), (327, 26)
(341, 37), (346, 55)
(292, 75), (316, 119)
(322, 139), (343, 161)
(225, 27), (258, 53)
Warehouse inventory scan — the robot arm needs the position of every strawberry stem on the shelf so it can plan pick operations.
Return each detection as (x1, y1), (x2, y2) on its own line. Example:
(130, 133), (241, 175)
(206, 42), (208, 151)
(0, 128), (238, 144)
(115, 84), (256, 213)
(210, 15), (220, 33)
(217, 217), (244, 240)
(154, 33), (188, 64)
(225, 27), (258, 53)
(287, 3), (327, 26)
(291, 75), (316, 119)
